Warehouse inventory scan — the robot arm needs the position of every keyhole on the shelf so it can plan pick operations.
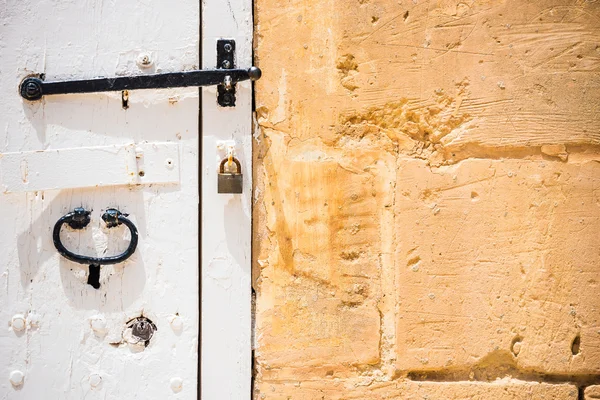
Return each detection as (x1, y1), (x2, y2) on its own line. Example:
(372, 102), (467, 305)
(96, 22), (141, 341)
(121, 90), (129, 110)
(132, 321), (153, 340)
(125, 316), (157, 347)
(87, 265), (101, 289)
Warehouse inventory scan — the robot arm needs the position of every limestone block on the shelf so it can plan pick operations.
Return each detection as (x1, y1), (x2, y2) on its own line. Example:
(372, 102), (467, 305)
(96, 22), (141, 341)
(255, 0), (600, 161)
(255, 139), (396, 370)
(586, 385), (600, 399)
(255, 378), (578, 399)
(396, 158), (600, 374)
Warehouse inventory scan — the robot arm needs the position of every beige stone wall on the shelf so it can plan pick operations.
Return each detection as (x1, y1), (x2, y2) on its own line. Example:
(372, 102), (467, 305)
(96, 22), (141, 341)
(252, 0), (600, 398)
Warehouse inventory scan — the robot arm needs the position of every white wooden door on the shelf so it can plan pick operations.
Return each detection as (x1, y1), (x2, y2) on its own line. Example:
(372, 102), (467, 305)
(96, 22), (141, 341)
(0, 0), (253, 399)
(201, 0), (254, 398)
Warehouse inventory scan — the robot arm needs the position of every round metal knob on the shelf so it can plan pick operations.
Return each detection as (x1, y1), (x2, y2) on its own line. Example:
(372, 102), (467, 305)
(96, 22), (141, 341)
(248, 66), (262, 81)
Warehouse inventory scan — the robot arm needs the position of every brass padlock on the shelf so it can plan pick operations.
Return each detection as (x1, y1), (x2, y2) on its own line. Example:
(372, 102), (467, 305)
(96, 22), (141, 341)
(218, 156), (243, 194)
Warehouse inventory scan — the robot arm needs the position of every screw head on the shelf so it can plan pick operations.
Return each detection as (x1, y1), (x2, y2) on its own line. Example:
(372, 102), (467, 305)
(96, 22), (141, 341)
(27, 312), (40, 328)
(11, 314), (26, 332)
(223, 43), (233, 52)
(169, 315), (183, 331)
(20, 78), (43, 101)
(170, 377), (183, 393)
(90, 315), (107, 337)
(89, 373), (102, 388)
(221, 60), (232, 69)
(9, 370), (24, 387)
(221, 93), (233, 105)
(136, 52), (153, 68)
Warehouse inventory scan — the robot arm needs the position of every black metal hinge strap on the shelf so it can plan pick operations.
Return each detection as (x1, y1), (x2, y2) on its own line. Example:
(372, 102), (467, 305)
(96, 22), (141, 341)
(20, 66), (261, 101)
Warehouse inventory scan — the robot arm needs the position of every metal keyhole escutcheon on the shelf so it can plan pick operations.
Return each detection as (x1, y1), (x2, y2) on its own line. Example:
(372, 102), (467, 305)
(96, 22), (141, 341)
(132, 320), (154, 341)
(124, 317), (157, 347)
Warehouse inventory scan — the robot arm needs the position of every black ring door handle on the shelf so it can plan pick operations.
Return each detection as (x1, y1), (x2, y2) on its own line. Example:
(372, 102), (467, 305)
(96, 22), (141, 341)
(53, 207), (139, 265)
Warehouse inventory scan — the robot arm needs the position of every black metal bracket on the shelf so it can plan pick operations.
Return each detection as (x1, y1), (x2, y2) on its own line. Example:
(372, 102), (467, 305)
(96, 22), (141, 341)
(19, 39), (261, 107)
(53, 207), (139, 265)
(217, 39), (236, 107)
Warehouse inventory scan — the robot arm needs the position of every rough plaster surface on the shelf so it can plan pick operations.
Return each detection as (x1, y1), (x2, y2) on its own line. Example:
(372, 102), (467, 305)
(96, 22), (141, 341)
(253, 0), (600, 398)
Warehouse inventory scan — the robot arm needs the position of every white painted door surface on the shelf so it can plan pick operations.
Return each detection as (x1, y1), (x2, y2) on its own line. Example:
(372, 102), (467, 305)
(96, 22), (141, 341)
(201, 0), (253, 399)
(0, 0), (253, 399)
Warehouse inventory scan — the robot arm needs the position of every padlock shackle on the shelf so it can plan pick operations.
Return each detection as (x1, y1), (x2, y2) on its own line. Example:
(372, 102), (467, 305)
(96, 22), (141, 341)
(219, 157), (241, 174)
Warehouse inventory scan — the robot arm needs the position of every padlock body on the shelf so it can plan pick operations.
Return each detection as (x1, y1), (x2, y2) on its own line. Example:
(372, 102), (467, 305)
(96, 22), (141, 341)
(218, 173), (243, 194)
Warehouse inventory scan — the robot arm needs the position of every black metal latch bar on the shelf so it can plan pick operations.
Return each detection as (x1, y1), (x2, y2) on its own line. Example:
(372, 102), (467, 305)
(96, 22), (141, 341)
(19, 39), (261, 107)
